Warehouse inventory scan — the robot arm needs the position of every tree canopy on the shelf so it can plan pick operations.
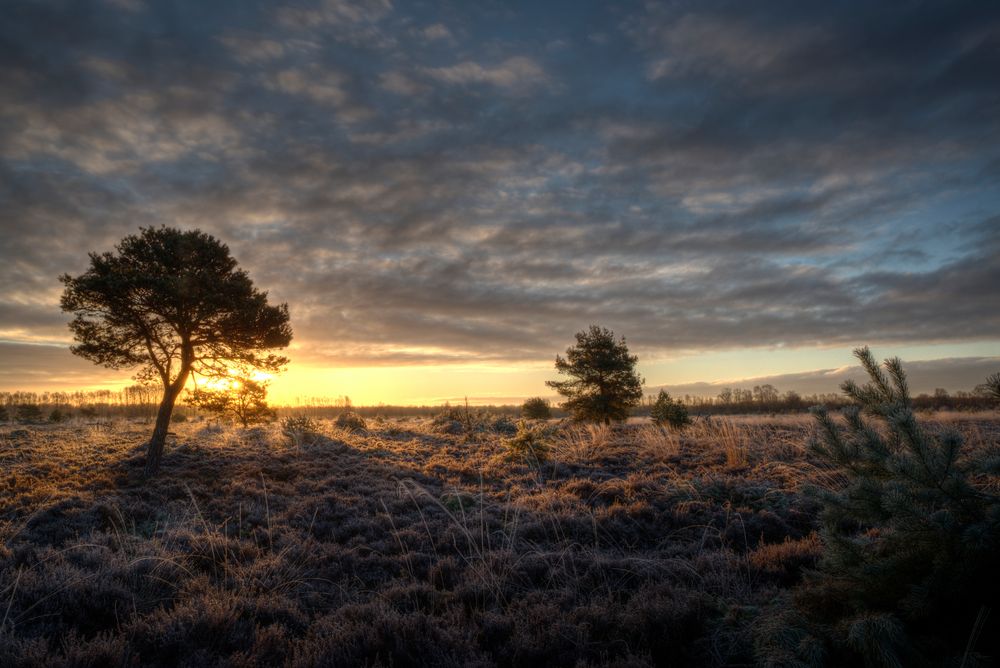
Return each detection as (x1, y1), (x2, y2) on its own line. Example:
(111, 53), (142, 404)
(60, 226), (292, 475)
(546, 325), (643, 424)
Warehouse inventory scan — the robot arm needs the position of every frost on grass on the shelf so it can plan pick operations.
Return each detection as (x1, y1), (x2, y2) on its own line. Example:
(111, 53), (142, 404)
(0, 414), (996, 667)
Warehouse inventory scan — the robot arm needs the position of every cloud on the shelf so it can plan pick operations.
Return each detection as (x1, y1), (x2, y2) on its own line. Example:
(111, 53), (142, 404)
(379, 70), (429, 96)
(420, 23), (452, 42)
(422, 56), (548, 91)
(218, 34), (286, 64)
(0, 0), (998, 385)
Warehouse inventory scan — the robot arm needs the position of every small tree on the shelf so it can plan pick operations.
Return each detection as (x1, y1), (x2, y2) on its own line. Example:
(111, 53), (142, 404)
(503, 420), (552, 468)
(60, 227), (292, 475)
(649, 390), (691, 429)
(546, 325), (644, 424)
(187, 376), (276, 428)
(521, 396), (552, 420)
(760, 347), (1000, 665)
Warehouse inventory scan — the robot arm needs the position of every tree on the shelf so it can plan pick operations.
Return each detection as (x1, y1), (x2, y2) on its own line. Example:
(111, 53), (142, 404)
(759, 347), (1000, 665)
(982, 372), (1000, 402)
(60, 227), (292, 476)
(546, 325), (643, 424)
(782, 389), (803, 409)
(521, 396), (552, 420)
(187, 376), (276, 427)
(649, 389), (691, 429)
(753, 383), (779, 404)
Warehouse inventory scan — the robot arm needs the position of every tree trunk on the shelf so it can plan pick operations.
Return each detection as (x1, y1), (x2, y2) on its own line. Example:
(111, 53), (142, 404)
(144, 354), (192, 477)
(144, 386), (180, 477)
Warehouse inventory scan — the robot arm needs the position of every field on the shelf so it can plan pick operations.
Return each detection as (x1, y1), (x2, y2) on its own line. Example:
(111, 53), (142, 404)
(1, 412), (997, 667)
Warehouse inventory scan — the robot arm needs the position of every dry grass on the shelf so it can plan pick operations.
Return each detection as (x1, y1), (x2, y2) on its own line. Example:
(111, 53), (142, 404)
(550, 422), (614, 464)
(0, 412), (996, 666)
(635, 424), (681, 461)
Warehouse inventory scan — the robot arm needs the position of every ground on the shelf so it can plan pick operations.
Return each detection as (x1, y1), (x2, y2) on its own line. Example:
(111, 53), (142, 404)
(0, 412), (996, 667)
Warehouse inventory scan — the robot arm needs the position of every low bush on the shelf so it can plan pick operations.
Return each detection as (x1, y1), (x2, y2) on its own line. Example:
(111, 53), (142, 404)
(280, 415), (321, 446)
(15, 404), (43, 424)
(521, 397), (552, 420)
(502, 420), (552, 467)
(335, 411), (367, 432)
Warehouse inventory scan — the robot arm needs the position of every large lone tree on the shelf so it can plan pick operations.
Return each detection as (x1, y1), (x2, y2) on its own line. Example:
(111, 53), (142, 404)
(546, 325), (644, 424)
(60, 227), (292, 476)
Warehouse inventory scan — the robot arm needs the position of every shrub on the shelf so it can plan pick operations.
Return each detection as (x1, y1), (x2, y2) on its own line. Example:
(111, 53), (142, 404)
(281, 415), (320, 446)
(15, 404), (43, 424)
(521, 397), (552, 420)
(48, 408), (71, 423)
(335, 411), (367, 431)
(759, 347), (1000, 666)
(0, 405), (8, 422)
(649, 390), (691, 430)
(503, 420), (552, 467)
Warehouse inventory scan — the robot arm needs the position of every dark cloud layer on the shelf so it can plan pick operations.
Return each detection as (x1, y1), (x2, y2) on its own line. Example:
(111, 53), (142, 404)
(1, 0), (998, 381)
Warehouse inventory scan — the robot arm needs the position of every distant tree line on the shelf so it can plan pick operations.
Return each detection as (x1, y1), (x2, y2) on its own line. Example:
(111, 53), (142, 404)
(630, 382), (999, 415)
(0, 386), (160, 421)
(3, 384), (996, 424)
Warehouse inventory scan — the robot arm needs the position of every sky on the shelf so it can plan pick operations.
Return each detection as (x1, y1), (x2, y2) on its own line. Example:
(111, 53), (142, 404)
(1, 0), (999, 405)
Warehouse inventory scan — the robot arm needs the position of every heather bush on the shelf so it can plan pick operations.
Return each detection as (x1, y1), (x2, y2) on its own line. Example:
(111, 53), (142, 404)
(3, 407), (996, 667)
(335, 411), (367, 432)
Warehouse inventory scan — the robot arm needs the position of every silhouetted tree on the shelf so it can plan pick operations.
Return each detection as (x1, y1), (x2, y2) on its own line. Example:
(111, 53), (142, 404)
(650, 389), (691, 429)
(983, 372), (1000, 402)
(783, 389), (803, 409)
(60, 227), (292, 476)
(546, 325), (643, 424)
(187, 376), (276, 428)
(521, 396), (552, 420)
